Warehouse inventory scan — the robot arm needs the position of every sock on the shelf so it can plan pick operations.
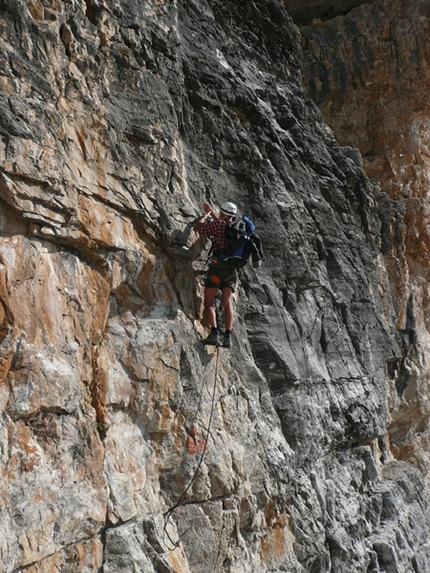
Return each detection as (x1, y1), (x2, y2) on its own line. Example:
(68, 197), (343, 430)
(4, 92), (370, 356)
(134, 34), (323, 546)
(211, 327), (219, 334)
(225, 329), (232, 336)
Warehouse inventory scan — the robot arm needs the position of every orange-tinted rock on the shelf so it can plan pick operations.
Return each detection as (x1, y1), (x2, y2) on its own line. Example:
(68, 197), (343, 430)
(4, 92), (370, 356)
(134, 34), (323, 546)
(300, 0), (430, 482)
(185, 424), (208, 455)
(1, 0), (430, 571)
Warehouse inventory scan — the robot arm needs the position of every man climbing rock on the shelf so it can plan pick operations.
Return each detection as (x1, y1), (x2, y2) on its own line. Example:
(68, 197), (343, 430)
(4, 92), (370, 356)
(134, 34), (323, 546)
(194, 201), (238, 349)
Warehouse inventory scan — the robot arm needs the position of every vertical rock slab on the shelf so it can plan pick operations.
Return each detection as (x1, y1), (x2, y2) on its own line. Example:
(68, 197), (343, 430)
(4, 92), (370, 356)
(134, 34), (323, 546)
(298, 0), (430, 489)
(0, 0), (429, 572)
(0, 237), (109, 569)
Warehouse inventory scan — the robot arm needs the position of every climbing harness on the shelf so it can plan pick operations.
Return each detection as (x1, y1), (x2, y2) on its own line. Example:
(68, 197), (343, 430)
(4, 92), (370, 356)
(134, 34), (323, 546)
(163, 345), (221, 550)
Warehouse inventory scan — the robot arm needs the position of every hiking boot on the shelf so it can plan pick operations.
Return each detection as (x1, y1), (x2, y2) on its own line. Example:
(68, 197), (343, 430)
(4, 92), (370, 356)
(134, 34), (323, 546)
(222, 333), (232, 349)
(203, 330), (219, 346)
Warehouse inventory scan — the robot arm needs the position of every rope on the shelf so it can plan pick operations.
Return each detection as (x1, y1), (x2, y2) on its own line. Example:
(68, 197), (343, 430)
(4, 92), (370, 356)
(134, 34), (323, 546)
(163, 345), (221, 550)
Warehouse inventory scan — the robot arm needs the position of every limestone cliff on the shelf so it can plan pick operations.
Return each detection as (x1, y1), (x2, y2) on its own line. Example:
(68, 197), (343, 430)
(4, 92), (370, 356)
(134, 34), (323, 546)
(297, 0), (430, 504)
(0, 1), (429, 572)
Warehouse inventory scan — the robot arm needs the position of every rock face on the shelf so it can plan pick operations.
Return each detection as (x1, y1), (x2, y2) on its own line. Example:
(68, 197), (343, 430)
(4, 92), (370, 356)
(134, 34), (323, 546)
(0, 1), (430, 572)
(298, 0), (430, 498)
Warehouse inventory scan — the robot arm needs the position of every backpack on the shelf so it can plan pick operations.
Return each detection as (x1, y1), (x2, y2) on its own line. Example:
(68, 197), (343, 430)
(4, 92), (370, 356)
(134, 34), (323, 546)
(218, 215), (263, 269)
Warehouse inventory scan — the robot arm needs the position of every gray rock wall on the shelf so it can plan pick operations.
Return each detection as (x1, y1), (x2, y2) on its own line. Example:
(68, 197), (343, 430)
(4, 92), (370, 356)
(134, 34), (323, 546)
(297, 0), (430, 490)
(0, 0), (429, 572)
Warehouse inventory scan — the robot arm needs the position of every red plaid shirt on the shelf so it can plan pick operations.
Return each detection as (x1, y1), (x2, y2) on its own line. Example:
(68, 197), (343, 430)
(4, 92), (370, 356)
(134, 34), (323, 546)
(196, 218), (229, 253)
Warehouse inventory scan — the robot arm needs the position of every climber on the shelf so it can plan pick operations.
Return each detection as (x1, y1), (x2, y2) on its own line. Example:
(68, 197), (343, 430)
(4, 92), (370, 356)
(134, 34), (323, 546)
(193, 200), (238, 349)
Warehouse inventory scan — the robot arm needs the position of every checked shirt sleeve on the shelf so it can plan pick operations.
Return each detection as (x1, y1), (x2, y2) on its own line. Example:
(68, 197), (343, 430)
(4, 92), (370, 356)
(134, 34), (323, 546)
(196, 219), (228, 252)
